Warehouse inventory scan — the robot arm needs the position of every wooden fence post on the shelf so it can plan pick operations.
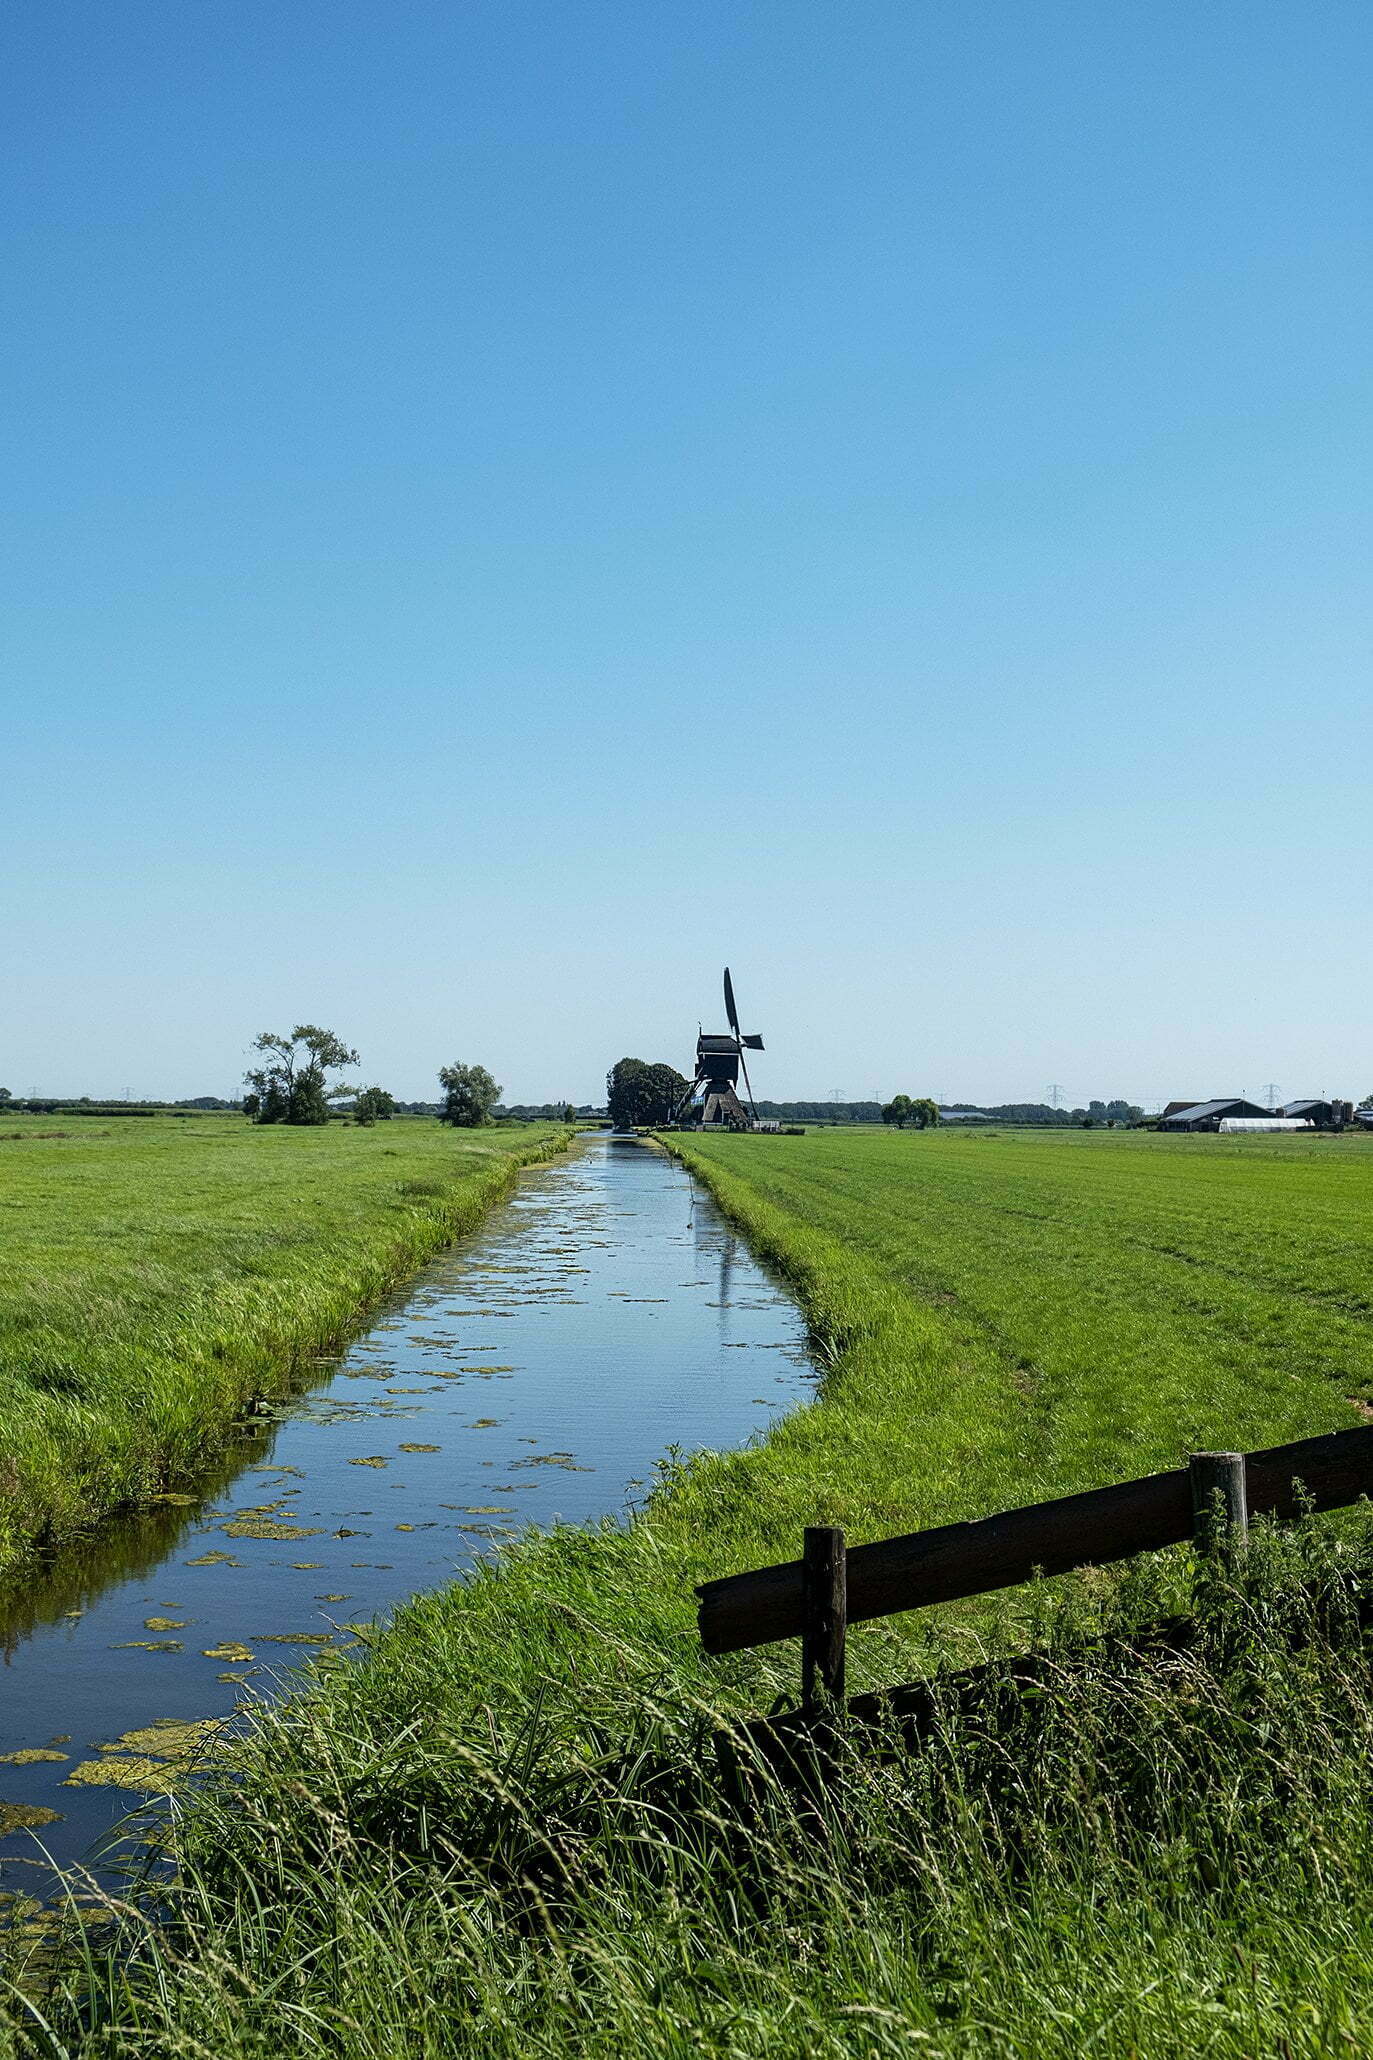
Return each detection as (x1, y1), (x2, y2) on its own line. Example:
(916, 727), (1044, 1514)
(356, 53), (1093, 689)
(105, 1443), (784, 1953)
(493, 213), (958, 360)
(802, 1525), (847, 1711)
(1189, 1452), (1248, 1560)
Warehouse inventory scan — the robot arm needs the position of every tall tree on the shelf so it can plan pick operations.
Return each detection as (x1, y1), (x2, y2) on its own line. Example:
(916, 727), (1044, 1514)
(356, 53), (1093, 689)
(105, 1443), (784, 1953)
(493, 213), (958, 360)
(438, 1062), (502, 1127)
(606, 1059), (687, 1127)
(881, 1094), (915, 1129)
(245, 1025), (359, 1125)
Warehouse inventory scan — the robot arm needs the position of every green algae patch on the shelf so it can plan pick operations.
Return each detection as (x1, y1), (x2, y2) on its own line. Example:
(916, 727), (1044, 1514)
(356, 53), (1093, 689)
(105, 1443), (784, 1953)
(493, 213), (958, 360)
(0, 1748), (68, 1765)
(399, 1442), (441, 1453)
(99, 1720), (221, 1760)
(349, 1456), (389, 1468)
(112, 1639), (183, 1652)
(186, 1550), (240, 1567)
(64, 1758), (179, 1795)
(254, 1632), (336, 1646)
(0, 1802), (62, 1836)
(222, 1519), (323, 1541)
(144, 1616), (187, 1632)
(203, 1642), (255, 1663)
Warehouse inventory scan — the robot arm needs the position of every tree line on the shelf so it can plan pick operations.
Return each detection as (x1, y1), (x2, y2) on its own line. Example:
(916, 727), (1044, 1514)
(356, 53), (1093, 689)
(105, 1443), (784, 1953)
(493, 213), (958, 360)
(243, 1026), (506, 1129)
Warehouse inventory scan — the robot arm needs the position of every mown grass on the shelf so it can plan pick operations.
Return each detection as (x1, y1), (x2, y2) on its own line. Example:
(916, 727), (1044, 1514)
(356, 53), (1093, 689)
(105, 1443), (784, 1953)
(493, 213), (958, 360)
(0, 1115), (569, 1573)
(8, 1124), (1373, 2054)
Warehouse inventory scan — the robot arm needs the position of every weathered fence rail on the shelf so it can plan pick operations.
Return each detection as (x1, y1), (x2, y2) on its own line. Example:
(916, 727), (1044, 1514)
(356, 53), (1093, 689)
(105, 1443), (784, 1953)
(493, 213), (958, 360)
(697, 1423), (1373, 1705)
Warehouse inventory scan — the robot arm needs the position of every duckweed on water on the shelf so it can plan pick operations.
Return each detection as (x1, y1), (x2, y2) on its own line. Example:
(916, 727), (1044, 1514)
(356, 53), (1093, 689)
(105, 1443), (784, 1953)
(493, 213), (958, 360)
(222, 1519), (324, 1541)
(398, 1443), (440, 1453)
(100, 1720), (221, 1760)
(0, 1803), (61, 1835)
(63, 1758), (178, 1794)
(202, 1643), (254, 1663)
(143, 1617), (186, 1632)
(349, 1456), (388, 1468)
(0, 1750), (67, 1766)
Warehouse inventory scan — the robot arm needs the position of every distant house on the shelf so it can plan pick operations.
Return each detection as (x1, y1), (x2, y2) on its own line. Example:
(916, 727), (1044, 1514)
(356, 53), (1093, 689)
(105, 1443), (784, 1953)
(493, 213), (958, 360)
(1157, 1098), (1273, 1133)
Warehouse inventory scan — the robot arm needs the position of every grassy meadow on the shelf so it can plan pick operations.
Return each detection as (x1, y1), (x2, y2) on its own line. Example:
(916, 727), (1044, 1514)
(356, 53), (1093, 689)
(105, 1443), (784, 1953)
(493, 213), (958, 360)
(12, 1123), (1373, 2056)
(0, 1114), (569, 1573)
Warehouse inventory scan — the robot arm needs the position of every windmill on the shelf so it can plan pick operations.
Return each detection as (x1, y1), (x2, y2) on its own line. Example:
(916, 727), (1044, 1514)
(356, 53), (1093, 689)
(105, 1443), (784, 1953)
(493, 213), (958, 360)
(675, 967), (765, 1129)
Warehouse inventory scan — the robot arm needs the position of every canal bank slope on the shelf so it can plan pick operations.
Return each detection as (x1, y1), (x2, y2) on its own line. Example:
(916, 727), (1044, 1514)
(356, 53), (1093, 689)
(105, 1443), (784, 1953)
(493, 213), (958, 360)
(16, 1128), (1373, 2055)
(0, 1116), (571, 1573)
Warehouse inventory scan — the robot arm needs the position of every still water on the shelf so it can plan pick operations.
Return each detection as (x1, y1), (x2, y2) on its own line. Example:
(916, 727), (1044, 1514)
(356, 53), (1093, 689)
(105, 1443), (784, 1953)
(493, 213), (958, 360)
(0, 1138), (812, 1894)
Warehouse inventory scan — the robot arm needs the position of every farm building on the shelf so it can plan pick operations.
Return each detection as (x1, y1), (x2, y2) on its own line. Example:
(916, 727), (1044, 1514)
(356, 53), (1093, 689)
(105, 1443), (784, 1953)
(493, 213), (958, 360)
(1278, 1098), (1355, 1128)
(1157, 1098), (1273, 1133)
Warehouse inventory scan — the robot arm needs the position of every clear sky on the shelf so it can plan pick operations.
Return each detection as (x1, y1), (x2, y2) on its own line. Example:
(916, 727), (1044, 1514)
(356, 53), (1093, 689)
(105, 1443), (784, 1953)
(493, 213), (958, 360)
(4, 3), (1370, 1108)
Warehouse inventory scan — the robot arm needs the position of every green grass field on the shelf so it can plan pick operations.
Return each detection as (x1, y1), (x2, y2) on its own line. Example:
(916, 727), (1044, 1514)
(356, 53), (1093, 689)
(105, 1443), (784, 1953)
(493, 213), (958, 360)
(669, 1123), (1373, 1556)
(0, 1114), (568, 1573)
(12, 1124), (1373, 2057)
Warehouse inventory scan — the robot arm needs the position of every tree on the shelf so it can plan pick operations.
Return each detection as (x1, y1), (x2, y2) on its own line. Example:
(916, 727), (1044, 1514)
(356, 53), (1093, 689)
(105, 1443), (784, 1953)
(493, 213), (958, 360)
(645, 1062), (688, 1123)
(883, 1094), (939, 1129)
(352, 1086), (397, 1127)
(438, 1062), (502, 1127)
(245, 1025), (360, 1125)
(606, 1058), (688, 1128)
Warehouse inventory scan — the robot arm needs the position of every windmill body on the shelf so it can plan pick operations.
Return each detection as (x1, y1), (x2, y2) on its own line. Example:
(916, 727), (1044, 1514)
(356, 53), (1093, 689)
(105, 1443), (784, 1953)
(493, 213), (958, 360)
(675, 969), (765, 1129)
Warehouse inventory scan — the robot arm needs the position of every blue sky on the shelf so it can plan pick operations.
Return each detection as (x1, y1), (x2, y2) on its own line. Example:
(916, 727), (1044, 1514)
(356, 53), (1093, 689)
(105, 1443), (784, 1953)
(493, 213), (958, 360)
(4, 2), (1370, 1106)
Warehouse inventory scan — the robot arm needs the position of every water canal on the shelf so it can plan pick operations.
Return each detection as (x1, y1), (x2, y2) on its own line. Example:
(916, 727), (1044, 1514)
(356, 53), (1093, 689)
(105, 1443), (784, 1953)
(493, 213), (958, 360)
(0, 1137), (813, 1895)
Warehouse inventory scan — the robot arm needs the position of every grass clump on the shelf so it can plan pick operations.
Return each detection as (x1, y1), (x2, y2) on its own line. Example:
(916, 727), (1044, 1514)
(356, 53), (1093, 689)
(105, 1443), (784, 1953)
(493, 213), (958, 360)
(0, 1115), (569, 1572)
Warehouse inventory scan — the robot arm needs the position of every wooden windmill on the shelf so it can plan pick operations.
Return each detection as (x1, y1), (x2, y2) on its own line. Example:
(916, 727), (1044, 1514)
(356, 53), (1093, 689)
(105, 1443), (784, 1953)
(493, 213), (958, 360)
(675, 968), (764, 1129)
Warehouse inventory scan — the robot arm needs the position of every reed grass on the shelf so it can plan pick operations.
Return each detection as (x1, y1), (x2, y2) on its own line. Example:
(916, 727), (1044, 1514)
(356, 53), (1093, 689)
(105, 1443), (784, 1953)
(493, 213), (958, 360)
(0, 1116), (569, 1573)
(11, 1519), (1373, 2056)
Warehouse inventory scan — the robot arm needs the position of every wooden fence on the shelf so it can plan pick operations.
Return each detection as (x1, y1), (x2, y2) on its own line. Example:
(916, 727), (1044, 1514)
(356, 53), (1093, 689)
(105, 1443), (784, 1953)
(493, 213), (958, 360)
(696, 1422), (1373, 1709)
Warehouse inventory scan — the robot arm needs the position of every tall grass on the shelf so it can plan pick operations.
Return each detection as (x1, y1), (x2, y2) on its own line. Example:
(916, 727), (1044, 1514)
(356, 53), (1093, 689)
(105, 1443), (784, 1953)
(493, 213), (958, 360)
(0, 1117), (570, 1572)
(10, 1517), (1373, 2055)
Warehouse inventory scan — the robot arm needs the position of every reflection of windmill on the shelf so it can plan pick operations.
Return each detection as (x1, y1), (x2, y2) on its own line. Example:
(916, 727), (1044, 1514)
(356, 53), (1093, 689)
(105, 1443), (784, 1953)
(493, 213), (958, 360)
(675, 968), (764, 1129)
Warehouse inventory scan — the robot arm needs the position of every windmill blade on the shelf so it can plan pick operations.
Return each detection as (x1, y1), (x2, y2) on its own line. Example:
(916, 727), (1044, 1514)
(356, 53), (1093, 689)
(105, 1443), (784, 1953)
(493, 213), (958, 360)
(741, 1034), (764, 1051)
(723, 966), (740, 1037)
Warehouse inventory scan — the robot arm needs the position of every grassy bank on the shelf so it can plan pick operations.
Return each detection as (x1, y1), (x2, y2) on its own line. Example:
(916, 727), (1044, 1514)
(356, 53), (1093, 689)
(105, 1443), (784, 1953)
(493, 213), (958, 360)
(0, 1115), (569, 1572)
(10, 1126), (1373, 2054)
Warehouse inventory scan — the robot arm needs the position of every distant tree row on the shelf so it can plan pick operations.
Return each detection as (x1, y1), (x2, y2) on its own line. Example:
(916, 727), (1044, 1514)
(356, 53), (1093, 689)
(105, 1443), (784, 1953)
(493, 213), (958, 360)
(244, 1027), (504, 1129)
(606, 1058), (689, 1129)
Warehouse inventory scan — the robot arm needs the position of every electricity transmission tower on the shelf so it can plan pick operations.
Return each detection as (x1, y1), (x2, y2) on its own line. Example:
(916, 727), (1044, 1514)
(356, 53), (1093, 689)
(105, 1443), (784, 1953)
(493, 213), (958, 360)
(1046, 1083), (1065, 1109)
(1260, 1083), (1281, 1110)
